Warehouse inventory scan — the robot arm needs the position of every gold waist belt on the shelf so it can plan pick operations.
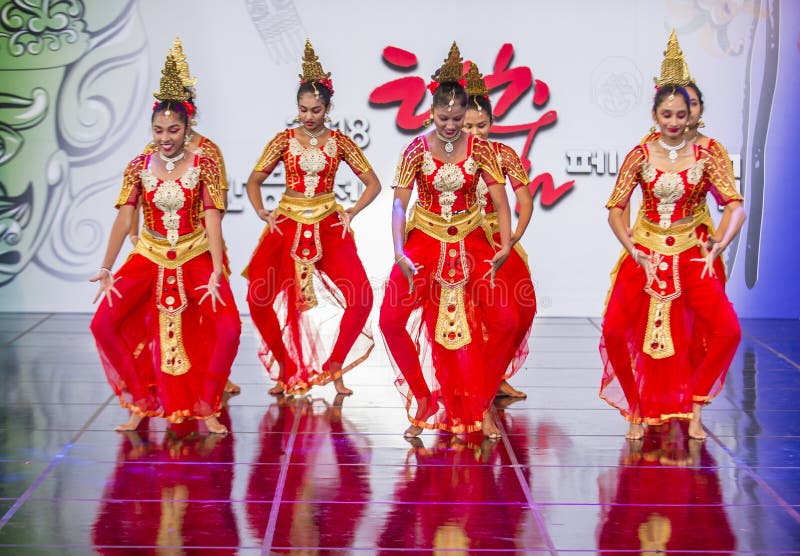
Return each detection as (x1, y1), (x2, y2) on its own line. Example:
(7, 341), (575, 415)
(409, 203), (483, 242)
(632, 207), (709, 255)
(134, 227), (209, 269)
(275, 192), (341, 224)
(276, 193), (343, 312)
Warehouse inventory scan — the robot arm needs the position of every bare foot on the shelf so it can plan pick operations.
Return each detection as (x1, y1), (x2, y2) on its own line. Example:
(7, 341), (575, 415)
(114, 412), (143, 432)
(688, 403), (707, 440)
(224, 380), (241, 394)
(269, 382), (285, 395)
(481, 413), (501, 439)
(403, 424), (424, 438)
(497, 380), (527, 399)
(625, 422), (644, 440)
(403, 395), (436, 437)
(204, 415), (229, 435)
(333, 377), (353, 396)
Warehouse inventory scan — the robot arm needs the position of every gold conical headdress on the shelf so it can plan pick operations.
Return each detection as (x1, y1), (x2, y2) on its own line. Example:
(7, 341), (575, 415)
(654, 29), (693, 88)
(464, 62), (488, 97)
(169, 37), (197, 89)
(431, 41), (464, 83)
(298, 39), (331, 83)
(154, 53), (190, 102)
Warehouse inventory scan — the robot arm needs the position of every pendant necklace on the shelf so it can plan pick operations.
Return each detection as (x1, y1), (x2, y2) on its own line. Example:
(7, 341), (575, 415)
(436, 130), (461, 154)
(159, 151), (185, 172)
(657, 138), (686, 163)
(302, 126), (326, 146)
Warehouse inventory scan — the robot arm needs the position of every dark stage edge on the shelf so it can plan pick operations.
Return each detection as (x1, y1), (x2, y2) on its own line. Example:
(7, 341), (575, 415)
(1, 313), (799, 554)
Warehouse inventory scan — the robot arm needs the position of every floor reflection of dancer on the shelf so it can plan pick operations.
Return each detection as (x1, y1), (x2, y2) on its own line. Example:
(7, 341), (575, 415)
(599, 36), (744, 441)
(379, 43), (517, 440)
(463, 62), (536, 399)
(132, 37), (240, 396)
(244, 40), (380, 397)
(596, 425), (736, 554)
(245, 397), (371, 552)
(90, 53), (240, 434)
(92, 410), (238, 553)
(377, 434), (513, 552)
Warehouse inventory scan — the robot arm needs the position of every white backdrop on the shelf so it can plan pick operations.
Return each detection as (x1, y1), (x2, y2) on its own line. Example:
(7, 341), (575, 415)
(0, 0), (795, 317)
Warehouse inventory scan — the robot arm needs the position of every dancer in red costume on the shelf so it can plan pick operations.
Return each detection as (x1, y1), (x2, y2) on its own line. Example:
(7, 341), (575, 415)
(132, 38), (240, 396)
(599, 39), (745, 441)
(379, 43), (517, 439)
(90, 53), (240, 434)
(244, 40), (381, 397)
(463, 62), (536, 399)
(620, 32), (741, 400)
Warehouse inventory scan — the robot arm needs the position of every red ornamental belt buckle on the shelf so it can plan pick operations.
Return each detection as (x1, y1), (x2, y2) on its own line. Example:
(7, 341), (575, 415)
(439, 241), (467, 286)
(645, 254), (680, 300)
(294, 224), (320, 262)
(158, 267), (185, 314)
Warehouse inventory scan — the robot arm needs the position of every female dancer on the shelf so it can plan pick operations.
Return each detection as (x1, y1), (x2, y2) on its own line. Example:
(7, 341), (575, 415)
(463, 61), (536, 399)
(245, 40), (380, 397)
(379, 43), (517, 439)
(625, 31), (741, 384)
(599, 80), (744, 441)
(90, 53), (241, 434)
(133, 38), (240, 395)
(628, 30), (738, 264)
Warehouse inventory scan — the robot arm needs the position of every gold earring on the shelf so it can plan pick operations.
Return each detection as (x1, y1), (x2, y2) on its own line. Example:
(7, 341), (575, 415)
(698, 120), (706, 128)
(684, 125), (690, 133)
(293, 115), (300, 123)
(650, 125), (657, 134)
(324, 113), (331, 124)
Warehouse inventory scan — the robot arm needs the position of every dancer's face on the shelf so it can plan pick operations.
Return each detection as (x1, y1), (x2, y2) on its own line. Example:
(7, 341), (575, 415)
(686, 86), (704, 130)
(463, 107), (491, 140)
(298, 92), (327, 133)
(653, 95), (689, 143)
(432, 103), (466, 139)
(152, 110), (187, 157)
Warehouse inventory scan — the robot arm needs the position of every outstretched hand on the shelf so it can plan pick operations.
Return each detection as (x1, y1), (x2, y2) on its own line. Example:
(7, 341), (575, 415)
(258, 209), (287, 236)
(196, 270), (226, 312)
(396, 254), (423, 294)
(691, 242), (722, 280)
(482, 247), (510, 287)
(331, 208), (355, 239)
(631, 249), (657, 286)
(90, 269), (122, 306)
